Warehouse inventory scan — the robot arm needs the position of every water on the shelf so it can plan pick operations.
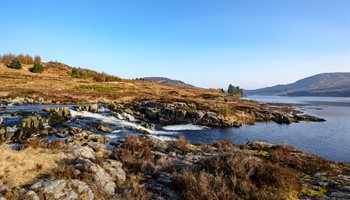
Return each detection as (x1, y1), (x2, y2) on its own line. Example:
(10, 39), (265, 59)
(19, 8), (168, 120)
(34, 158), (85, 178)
(175, 96), (350, 163)
(2, 97), (349, 163)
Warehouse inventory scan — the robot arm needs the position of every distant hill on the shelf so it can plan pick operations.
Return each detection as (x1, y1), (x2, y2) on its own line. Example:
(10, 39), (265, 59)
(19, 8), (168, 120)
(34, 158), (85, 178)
(245, 72), (350, 97)
(143, 77), (195, 88)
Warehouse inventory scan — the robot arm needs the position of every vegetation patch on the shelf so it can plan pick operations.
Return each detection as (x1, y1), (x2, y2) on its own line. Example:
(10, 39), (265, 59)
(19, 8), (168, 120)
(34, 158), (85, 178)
(30, 63), (44, 73)
(7, 58), (22, 69)
(75, 84), (117, 92)
(70, 67), (121, 82)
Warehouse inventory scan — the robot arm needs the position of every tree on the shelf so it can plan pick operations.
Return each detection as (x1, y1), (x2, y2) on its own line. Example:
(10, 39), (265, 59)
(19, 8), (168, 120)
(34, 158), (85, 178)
(33, 55), (41, 63)
(227, 84), (245, 96)
(30, 63), (44, 73)
(227, 84), (236, 95)
(7, 58), (22, 69)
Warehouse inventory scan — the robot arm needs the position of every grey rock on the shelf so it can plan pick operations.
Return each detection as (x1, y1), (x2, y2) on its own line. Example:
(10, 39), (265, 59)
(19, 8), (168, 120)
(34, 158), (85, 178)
(24, 190), (39, 200)
(74, 158), (116, 195)
(72, 146), (95, 159)
(104, 160), (126, 181)
(329, 192), (350, 199)
(31, 179), (94, 200)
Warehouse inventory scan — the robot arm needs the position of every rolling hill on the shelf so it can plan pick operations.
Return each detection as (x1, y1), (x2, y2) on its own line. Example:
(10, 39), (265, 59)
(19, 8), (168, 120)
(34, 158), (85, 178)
(245, 72), (350, 97)
(143, 77), (195, 88)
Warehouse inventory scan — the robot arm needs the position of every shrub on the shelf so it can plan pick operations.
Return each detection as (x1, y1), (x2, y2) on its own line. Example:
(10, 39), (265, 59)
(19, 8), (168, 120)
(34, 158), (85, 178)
(30, 63), (44, 73)
(113, 135), (154, 172)
(170, 135), (190, 153)
(173, 154), (301, 199)
(70, 67), (121, 82)
(7, 58), (22, 69)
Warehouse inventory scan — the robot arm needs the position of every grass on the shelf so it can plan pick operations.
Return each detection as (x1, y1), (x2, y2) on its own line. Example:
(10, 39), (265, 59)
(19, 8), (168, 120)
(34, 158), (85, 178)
(75, 84), (118, 92)
(0, 145), (62, 186)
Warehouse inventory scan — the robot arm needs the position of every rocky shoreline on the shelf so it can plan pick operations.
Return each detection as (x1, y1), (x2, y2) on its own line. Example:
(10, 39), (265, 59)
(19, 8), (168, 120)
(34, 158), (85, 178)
(1, 97), (348, 200)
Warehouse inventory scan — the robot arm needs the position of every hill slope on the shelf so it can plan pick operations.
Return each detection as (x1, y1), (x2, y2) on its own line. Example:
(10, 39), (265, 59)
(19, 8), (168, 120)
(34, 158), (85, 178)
(245, 72), (350, 97)
(143, 77), (194, 88)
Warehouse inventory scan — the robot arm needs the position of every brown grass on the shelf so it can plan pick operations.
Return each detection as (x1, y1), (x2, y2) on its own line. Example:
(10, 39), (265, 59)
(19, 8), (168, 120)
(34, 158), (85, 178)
(173, 153), (301, 200)
(0, 145), (62, 186)
(170, 135), (190, 153)
(113, 135), (154, 172)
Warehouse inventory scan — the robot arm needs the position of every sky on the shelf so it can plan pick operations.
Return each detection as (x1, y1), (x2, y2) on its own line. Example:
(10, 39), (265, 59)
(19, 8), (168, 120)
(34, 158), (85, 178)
(0, 0), (349, 89)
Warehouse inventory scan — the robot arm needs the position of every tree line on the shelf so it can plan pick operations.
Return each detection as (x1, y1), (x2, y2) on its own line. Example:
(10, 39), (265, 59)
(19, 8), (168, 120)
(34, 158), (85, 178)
(220, 84), (245, 96)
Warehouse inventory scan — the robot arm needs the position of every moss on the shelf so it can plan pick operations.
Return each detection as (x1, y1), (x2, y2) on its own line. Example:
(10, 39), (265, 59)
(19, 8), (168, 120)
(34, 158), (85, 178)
(301, 187), (327, 196)
(252, 150), (269, 156)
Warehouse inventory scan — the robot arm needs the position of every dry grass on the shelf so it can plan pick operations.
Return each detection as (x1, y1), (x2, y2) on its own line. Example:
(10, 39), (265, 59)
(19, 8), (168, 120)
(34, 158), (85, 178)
(0, 145), (62, 186)
(113, 135), (154, 172)
(173, 154), (301, 200)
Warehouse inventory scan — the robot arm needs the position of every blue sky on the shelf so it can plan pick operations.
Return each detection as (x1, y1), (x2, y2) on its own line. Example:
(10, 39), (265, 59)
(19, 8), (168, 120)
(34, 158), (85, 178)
(1, 0), (349, 89)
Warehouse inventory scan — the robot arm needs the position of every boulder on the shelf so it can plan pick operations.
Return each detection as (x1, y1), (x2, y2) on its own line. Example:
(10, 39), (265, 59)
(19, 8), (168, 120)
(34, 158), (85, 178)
(0, 116), (3, 124)
(72, 146), (95, 160)
(74, 158), (116, 195)
(76, 104), (98, 112)
(21, 116), (42, 130)
(104, 159), (126, 181)
(30, 179), (94, 200)
(44, 107), (71, 126)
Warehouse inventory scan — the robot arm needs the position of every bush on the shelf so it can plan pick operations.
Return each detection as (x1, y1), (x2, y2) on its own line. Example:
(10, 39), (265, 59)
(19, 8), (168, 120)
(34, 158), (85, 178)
(7, 59), (22, 69)
(30, 63), (44, 73)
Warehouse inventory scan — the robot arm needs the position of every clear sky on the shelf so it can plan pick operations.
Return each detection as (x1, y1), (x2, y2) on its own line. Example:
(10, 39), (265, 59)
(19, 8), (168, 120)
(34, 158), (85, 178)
(1, 0), (349, 89)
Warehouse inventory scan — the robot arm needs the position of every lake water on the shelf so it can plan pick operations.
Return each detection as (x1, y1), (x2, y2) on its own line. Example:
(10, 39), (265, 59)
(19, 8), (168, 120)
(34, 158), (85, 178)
(174, 96), (350, 163)
(2, 96), (349, 163)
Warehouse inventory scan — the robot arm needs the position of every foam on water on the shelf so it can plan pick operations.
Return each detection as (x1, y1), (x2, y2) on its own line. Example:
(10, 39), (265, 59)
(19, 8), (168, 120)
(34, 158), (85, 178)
(162, 124), (208, 131)
(70, 109), (178, 140)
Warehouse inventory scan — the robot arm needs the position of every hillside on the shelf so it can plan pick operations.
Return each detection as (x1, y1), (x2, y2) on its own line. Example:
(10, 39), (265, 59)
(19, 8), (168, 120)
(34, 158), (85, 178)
(143, 77), (194, 88)
(245, 72), (350, 97)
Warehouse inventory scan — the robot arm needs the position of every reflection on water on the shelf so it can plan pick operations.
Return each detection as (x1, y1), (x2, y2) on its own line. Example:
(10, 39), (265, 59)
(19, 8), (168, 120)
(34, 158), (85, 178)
(180, 96), (350, 163)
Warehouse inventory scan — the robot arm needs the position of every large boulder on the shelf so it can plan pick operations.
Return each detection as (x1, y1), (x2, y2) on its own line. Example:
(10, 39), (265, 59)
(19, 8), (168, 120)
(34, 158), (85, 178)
(74, 158), (116, 195)
(30, 179), (94, 200)
(72, 146), (95, 160)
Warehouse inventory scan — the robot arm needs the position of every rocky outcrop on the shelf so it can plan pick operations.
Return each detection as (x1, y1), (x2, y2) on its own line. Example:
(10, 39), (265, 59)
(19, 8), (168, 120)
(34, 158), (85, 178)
(43, 107), (71, 126)
(30, 179), (94, 200)
(113, 100), (238, 128)
(73, 158), (116, 195)
(76, 104), (98, 112)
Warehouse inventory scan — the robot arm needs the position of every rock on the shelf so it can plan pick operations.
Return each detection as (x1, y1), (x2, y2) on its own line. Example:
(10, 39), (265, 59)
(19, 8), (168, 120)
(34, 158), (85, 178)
(74, 158), (116, 195)
(329, 192), (350, 199)
(87, 142), (105, 152)
(0, 116), (3, 124)
(340, 186), (350, 192)
(97, 125), (113, 133)
(200, 112), (221, 127)
(104, 160), (126, 181)
(295, 114), (326, 122)
(72, 146), (95, 160)
(24, 190), (39, 200)
(272, 112), (291, 124)
(76, 104), (98, 112)
(44, 107), (71, 126)
(30, 179), (94, 200)
(21, 116), (42, 130)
